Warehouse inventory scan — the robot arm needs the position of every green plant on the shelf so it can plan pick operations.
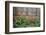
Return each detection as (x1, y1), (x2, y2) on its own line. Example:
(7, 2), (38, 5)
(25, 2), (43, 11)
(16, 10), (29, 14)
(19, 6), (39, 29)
(33, 16), (40, 27)
(13, 16), (40, 28)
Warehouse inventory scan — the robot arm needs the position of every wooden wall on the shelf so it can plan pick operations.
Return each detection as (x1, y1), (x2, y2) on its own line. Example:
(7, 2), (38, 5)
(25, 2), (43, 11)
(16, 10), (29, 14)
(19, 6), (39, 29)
(13, 7), (40, 16)
(13, 7), (40, 20)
